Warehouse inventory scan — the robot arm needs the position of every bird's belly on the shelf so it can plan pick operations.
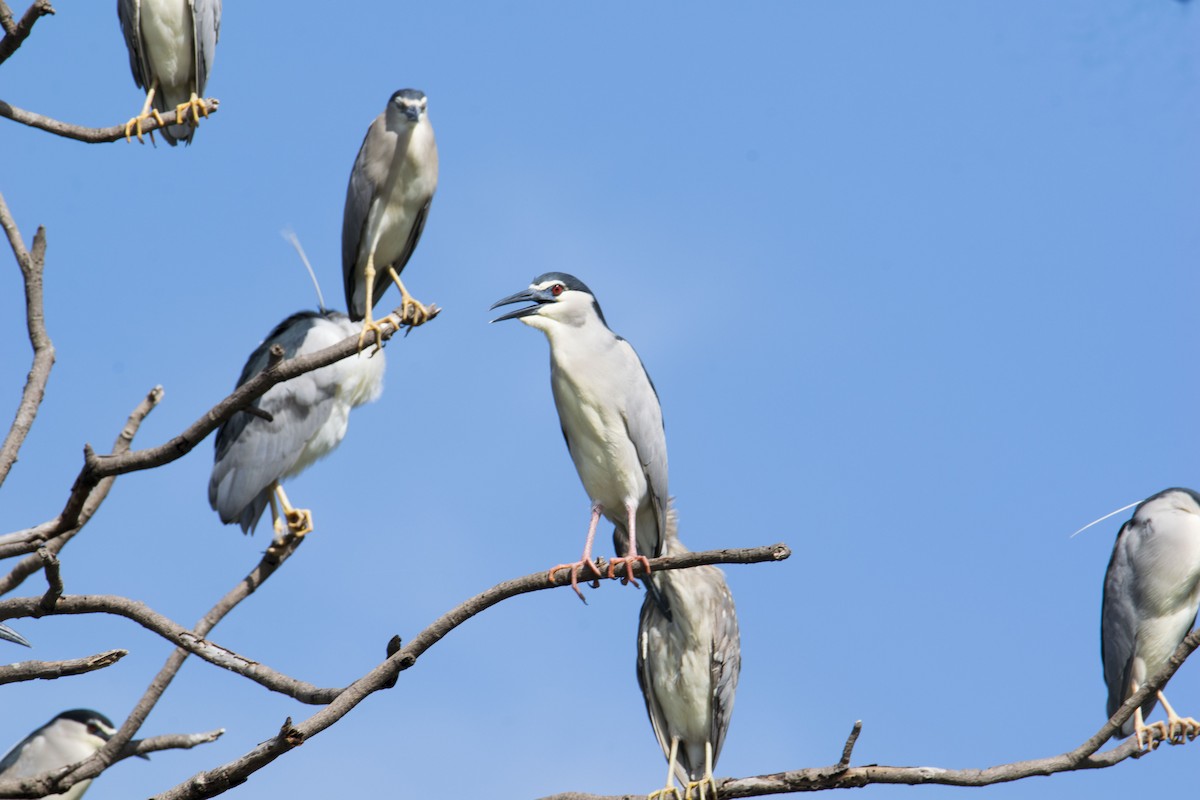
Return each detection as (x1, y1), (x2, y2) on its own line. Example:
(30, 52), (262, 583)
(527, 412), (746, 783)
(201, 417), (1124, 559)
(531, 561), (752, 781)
(560, 401), (647, 515)
(647, 630), (713, 746)
(141, 0), (194, 98)
(285, 404), (351, 478)
(365, 164), (436, 270)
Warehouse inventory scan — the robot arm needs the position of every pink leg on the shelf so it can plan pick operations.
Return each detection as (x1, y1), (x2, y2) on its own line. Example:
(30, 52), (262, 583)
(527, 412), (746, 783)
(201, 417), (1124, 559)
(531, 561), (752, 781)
(547, 503), (606, 602)
(607, 502), (651, 585)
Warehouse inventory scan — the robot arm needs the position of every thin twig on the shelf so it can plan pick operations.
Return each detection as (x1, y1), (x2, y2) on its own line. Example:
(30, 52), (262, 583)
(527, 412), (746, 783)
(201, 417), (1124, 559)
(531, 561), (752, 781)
(0, 0), (54, 66)
(0, 649), (127, 685)
(0, 97), (218, 143)
(0, 191), (54, 489)
(0, 387), (163, 593)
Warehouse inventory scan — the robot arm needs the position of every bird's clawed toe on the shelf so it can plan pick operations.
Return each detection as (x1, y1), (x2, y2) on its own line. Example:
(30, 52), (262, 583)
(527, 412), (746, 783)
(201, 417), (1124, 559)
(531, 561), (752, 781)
(285, 507), (314, 538)
(683, 777), (720, 800)
(547, 558), (604, 602)
(647, 786), (684, 800)
(607, 554), (651, 586)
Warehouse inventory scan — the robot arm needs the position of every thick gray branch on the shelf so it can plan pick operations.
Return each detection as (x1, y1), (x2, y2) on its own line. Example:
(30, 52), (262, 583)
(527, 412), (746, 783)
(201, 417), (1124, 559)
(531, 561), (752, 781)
(0, 648), (126, 685)
(0, 97), (219, 143)
(0, 190), (54, 489)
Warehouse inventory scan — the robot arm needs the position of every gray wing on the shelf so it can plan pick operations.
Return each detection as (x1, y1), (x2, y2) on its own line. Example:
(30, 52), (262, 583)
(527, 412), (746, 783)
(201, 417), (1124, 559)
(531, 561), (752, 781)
(621, 343), (669, 559)
(117, 0), (146, 89)
(636, 592), (674, 770)
(191, 0), (220, 96)
(709, 572), (741, 767)
(342, 116), (389, 320)
(208, 312), (337, 533)
(1100, 519), (1145, 733)
(0, 729), (37, 774)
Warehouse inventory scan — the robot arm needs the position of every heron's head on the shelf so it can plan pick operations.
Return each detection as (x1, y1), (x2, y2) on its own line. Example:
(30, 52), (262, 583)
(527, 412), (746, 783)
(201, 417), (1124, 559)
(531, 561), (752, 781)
(490, 272), (608, 332)
(386, 89), (428, 126)
(54, 710), (117, 748)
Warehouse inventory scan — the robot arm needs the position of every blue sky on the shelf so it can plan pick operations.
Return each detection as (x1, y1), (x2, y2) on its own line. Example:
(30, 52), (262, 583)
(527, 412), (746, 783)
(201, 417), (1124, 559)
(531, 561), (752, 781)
(1, 1), (1198, 798)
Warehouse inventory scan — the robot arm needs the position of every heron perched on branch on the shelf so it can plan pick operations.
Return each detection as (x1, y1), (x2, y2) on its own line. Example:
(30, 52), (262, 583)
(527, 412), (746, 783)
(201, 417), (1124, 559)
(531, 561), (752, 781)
(343, 89), (439, 351)
(0, 710), (131, 800)
(117, 0), (221, 144)
(491, 273), (668, 604)
(208, 309), (385, 541)
(1101, 487), (1200, 749)
(637, 505), (739, 800)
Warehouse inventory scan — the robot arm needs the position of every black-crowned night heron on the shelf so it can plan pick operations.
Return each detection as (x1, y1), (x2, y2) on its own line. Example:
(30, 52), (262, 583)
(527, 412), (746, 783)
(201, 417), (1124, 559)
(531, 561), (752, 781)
(209, 309), (385, 541)
(491, 273), (668, 602)
(0, 623), (29, 647)
(343, 89), (439, 351)
(1101, 487), (1200, 749)
(638, 506), (739, 800)
(117, 0), (221, 145)
(0, 709), (123, 800)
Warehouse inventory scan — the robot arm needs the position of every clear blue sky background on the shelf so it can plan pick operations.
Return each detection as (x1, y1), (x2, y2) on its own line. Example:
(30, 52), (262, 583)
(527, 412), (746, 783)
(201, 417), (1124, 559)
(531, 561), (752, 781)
(1, 1), (1198, 798)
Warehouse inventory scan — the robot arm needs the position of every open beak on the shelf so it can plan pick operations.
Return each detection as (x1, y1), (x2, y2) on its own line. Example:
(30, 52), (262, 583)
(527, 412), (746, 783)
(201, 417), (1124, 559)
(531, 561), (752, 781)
(490, 287), (547, 323)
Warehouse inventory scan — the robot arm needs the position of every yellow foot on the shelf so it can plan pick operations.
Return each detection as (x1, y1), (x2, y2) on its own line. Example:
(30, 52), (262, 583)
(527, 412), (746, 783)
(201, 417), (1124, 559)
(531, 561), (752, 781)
(1164, 714), (1200, 745)
(607, 554), (651, 586)
(357, 315), (400, 355)
(175, 94), (211, 127)
(1137, 720), (1169, 751)
(683, 777), (720, 800)
(285, 507), (314, 538)
(123, 108), (167, 144)
(397, 295), (439, 329)
(547, 558), (604, 602)
(647, 786), (683, 800)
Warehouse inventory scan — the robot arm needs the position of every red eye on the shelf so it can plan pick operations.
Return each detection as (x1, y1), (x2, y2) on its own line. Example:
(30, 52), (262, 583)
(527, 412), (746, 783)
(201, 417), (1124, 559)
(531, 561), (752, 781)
(551, 284), (564, 297)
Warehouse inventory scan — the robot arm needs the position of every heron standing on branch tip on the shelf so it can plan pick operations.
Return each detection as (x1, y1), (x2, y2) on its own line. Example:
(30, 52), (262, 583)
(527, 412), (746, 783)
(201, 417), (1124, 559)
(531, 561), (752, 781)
(491, 273), (668, 605)
(117, 0), (221, 145)
(343, 89), (439, 352)
(638, 506), (739, 800)
(0, 710), (138, 800)
(1101, 487), (1200, 749)
(208, 310), (385, 542)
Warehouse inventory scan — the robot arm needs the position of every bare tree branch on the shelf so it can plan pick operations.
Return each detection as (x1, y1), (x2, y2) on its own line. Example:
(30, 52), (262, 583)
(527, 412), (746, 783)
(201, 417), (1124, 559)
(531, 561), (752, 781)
(0, 98), (219, 143)
(0, 386), (162, 593)
(0, 531), (308, 799)
(0, 190), (54, 489)
(0, 648), (127, 685)
(129, 730), (226, 759)
(0, 544), (790, 706)
(0, 0), (54, 66)
(144, 545), (791, 799)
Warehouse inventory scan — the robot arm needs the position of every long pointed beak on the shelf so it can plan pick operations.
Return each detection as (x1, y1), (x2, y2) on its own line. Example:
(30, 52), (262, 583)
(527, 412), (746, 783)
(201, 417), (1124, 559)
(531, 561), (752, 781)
(490, 288), (543, 323)
(0, 622), (30, 647)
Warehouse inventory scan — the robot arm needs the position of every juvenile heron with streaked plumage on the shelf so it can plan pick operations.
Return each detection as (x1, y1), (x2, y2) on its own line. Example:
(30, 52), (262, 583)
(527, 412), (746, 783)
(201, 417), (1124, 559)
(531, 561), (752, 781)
(637, 505), (739, 800)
